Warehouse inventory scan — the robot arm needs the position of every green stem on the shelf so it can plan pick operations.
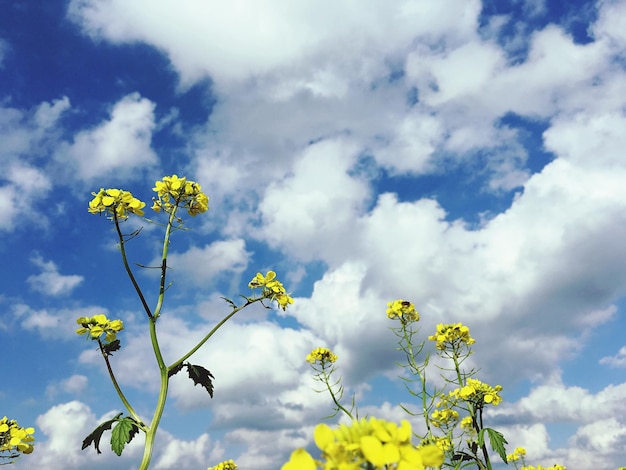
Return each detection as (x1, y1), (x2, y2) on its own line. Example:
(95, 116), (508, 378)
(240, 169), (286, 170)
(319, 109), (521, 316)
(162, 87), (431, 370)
(321, 368), (354, 420)
(400, 322), (432, 435)
(138, 363), (169, 470)
(152, 208), (178, 319)
(113, 212), (153, 320)
(169, 298), (258, 371)
(97, 340), (147, 431)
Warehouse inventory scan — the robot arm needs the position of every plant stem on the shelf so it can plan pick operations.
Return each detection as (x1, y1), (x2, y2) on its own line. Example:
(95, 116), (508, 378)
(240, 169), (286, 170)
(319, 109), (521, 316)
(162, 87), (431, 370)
(98, 340), (146, 431)
(113, 213), (154, 319)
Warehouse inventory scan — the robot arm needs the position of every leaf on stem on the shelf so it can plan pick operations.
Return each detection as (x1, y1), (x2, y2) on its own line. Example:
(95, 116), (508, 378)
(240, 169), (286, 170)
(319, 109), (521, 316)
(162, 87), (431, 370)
(110, 417), (140, 456)
(103, 339), (121, 356)
(82, 413), (123, 454)
(479, 427), (509, 463)
(185, 363), (215, 398)
(220, 296), (238, 310)
(168, 361), (185, 378)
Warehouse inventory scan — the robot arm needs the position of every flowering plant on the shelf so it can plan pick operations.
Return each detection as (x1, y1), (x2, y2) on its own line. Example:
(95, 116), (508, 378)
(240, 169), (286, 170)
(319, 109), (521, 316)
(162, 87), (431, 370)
(80, 176), (293, 470)
(0, 416), (35, 465)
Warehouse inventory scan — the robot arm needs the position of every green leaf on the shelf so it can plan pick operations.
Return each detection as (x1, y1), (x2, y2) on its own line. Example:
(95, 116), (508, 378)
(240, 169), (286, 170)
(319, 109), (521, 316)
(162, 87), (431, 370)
(220, 296), (238, 310)
(110, 417), (139, 456)
(82, 413), (122, 454)
(185, 363), (215, 398)
(168, 361), (184, 378)
(481, 427), (509, 463)
(103, 339), (121, 356)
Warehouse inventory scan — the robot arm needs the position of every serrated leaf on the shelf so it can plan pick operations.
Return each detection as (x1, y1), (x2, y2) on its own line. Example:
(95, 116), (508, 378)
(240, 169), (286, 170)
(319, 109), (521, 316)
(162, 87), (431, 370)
(185, 363), (215, 398)
(168, 361), (184, 378)
(484, 427), (508, 463)
(82, 413), (122, 454)
(110, 417), (139, 456)
(103, 339), (121, 356)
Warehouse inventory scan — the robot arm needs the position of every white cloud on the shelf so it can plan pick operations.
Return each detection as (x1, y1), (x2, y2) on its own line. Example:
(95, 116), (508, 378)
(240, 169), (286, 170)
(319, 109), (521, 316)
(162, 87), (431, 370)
(27, 254), (84, 296)
(46, 374), (89, 398)
(67, 0), (481, 89)
(15, 304), (108, 339)
(166, 239), (251, 286)
(600, 345), (626, 368)
(29, 401), (221, 470)
(57, 93), (157, 181)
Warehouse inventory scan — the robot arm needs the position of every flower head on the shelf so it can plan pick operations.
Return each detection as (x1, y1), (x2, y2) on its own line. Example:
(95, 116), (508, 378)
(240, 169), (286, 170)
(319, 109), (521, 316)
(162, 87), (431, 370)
(208, 459), (237, 470)
(248, 271), (294, 311)
(306, 347), (338, 365)
(449, 378), (503, 407)
(152, 174), (209, 216)
(88, 188), (146, 219)
(76, 314), (124, 343)
(386, 299), (419, 322)
(282, 418), (444, 469)
(0, 416), (35, 456)
(428, 322), (475, 350)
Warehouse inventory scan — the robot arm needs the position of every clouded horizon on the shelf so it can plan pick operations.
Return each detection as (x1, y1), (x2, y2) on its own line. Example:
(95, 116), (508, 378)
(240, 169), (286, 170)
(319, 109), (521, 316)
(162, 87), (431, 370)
(2, 1), (626, 468)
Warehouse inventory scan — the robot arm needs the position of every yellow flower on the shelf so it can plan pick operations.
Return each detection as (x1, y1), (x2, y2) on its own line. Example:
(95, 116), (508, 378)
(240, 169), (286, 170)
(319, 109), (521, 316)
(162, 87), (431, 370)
(428, 322), (475, 350)
(208, 459), (237, 470)
(0, 416), (35, 456)
(76, 314), (124, 343)
(386, 299), (419, 322)
(306, 347), (338, 364)
(248, 271), (294, 311)
(152, 175), (209, 216)
(88, 188), (146, 219)
(449, 378), (503, 407)
(284, 418), (444, 469)
(281, 449), (317, 470)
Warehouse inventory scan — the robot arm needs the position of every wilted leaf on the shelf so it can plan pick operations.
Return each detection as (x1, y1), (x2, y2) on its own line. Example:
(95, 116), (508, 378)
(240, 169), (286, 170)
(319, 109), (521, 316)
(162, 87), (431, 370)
(186, 363), (215, 398)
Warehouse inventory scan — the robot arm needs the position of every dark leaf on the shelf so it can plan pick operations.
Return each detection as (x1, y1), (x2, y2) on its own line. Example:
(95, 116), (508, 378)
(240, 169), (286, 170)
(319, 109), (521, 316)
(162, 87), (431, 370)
(168, 362), (184, 378)
(103, 339), (121, 356)
(82, 413), (122, 454)
(186, 363), (215, 398)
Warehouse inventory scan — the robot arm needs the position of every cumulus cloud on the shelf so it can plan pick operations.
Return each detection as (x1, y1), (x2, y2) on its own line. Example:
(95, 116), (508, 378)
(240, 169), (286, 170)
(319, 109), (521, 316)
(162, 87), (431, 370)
(29, 401), (221, 470)
(56, 93), (157, 181)
(600, 346), (626, 368)
(27, 254), (84, 296)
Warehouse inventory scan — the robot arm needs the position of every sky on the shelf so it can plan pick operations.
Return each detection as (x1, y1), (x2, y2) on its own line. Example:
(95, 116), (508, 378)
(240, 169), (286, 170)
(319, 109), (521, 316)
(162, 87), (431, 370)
(1, 0), (626, 468)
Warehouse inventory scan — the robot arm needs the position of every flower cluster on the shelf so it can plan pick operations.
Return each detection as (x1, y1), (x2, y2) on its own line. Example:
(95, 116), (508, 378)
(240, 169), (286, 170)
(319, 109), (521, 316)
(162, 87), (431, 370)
(88, 188), (146, 219)
(208, 459), (237, 470)
(152, 174), (209, 216)
(282, 418), (444, 470)
(430, 406), (459, 429)
(428, 323), (475, 350)
(76, 314), (124, 343)
(449, 378), (503, 407)
(248, 271), (294, 310)
(418, 435), (453, 453)
(386, 299), (419, 322)
(520, 466), (566, 470)
(507, 447), (527, 462)
(306, 347), (338, 365)
(0, 417), (35, 457)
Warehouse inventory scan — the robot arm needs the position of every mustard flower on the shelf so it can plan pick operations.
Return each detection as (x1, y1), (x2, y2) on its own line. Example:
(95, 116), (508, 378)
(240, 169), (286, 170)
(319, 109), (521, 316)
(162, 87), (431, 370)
(507, 447), (527, 462)
(76, 314), (124, 343)
(521, 466), (566, 470)
(430, 407), (459, 428)
(88, 188), (146, 219)
(0, 417), (35, 455)
(208, 459), (237, 470)
(428, 322), (475, 350)
(306, 347), (338, 365)
(418, 435), (453, 453)
(459, 416), (474, 430)
(449, 378), (503, 407)
(282, 418), (444, 469)
(386, 299), (420, 322)
(152, 174), (209, 216)
(248, 271), (294, 311)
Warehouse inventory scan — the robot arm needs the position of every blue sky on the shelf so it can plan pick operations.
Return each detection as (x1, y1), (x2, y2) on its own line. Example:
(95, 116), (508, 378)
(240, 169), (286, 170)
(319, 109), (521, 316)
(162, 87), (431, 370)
(2, 0), (626, 468)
